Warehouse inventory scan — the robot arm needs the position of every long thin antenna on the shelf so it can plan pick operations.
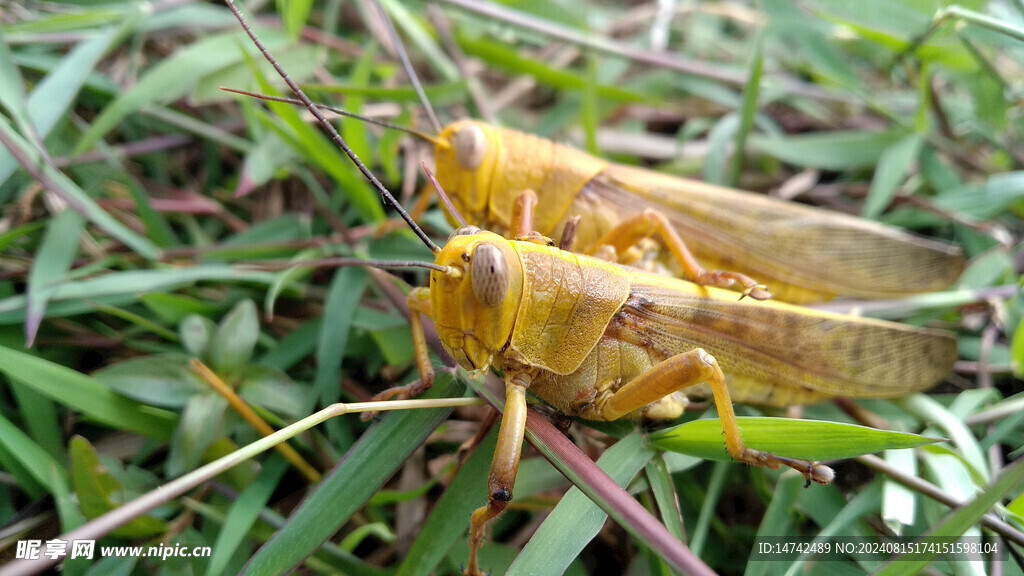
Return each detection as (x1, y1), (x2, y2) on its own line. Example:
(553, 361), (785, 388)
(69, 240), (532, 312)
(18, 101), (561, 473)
(422, 162), (467, 227)
(225, 0), (441, 255)
(247, 257), (453, 274)
(371, 0), (444, 134)
(219, 88), (448, 147)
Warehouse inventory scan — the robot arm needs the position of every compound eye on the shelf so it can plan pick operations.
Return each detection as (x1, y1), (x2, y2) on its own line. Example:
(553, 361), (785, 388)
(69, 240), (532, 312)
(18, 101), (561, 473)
(448, 226), (481, 243)
(471, 244), (509, 307)
(454, 124), (487, 171)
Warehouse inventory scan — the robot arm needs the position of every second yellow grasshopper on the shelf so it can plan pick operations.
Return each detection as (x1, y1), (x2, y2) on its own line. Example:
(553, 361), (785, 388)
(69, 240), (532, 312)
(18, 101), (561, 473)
(429, 119), (966, 304)
(226, 4), (958, 575)
(225, 100), (966, 304)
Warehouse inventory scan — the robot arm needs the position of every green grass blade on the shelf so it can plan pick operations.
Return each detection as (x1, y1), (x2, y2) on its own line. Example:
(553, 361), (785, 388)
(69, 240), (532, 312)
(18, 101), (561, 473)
(205, 455), (289, 576)
(0, 25), (30, 128)
(26, 210), (84, 346)
(8, 381), (62, 461)
(277, 0), (312, 39)
(744, 472), (804, 576)
(509, 433), (653, 575)
(0, 411), (67, 494)
(313, 268), (369, 409)
(726, 30), (763, 187)
(379, 0), (458, 81)
(649, 417), (938, 461)
(0, 266), (279, 325)
(0, 412), (83, 531)
(246, 61), (387, 223)
(0, 345), (177, 440)
(689, 461), (729, 557)
(644, 455), (685, 543)
(863, 133), (924, 219)
(704, 110), (736, 185)
(748, 129), (908, 170)
(882, 449), (918, 534)
(897, 394), (989, 479)
(0, 23), (131, 185)
(455, 33), (645, 104)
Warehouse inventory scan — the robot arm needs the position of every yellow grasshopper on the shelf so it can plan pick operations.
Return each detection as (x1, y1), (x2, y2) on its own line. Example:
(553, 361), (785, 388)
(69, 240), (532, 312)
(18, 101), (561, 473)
(402, 220), (955, 575)
(429, 120), (966, 304)
(224, 4), (958, 575)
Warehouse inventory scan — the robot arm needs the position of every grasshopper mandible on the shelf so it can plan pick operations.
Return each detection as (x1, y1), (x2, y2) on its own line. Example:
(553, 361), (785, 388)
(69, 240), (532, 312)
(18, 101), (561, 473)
(225, 4), (958, 575)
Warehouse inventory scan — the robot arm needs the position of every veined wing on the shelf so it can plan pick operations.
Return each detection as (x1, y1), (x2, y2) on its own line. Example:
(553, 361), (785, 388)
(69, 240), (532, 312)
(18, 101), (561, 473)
(610, 276), (957, 407)
(587, 165), (964, 303)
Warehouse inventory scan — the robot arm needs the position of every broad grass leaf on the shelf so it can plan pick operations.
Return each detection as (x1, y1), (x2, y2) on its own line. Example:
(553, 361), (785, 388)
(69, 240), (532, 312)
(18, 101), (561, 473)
(649, 417), (938, 461)
(167, 392), (227, 477)
(0, 345), (176, 440)
(863, 133), (924, 219)
(209, 300), (260, 375)
(93, 353), (204, 409)
(70, 437), (166, 539)
(748, 129), (907, 170)
(26, 210), (85, 346)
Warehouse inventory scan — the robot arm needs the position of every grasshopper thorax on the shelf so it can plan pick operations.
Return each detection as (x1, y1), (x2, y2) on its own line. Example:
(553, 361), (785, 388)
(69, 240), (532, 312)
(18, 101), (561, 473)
(429, 228), (525, 372)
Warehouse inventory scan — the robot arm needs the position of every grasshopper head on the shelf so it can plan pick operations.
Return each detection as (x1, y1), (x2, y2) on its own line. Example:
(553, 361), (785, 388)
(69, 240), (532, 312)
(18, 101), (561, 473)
(434, 120), (608, 239)
(434, 120), (504, 233)
(430, 227), (524, 372)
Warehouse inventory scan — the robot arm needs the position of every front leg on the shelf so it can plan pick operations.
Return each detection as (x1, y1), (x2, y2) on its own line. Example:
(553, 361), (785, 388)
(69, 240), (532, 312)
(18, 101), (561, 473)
(596, 348), (833, 486)
(465, 369), (532, 576)
(361, 288), (435, 420)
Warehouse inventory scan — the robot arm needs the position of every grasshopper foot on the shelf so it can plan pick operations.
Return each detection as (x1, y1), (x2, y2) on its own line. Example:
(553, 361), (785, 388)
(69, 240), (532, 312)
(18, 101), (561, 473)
(695, 270), (773, 301)
(740, 283), (772, 301)
(737, 448), (834, 486)
(775, 454), (834, 487)
(514, 230), (555, 246)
